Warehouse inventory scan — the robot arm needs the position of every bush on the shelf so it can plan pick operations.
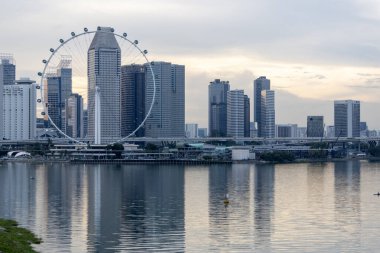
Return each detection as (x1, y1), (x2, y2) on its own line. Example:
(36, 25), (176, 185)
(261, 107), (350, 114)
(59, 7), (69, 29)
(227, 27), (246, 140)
(260, 151), (295, 163)
(369, 146), (380, 157)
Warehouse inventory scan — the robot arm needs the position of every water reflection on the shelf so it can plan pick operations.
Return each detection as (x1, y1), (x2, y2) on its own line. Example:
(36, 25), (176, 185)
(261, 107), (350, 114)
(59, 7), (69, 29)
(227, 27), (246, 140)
(0, 161), (379, 252)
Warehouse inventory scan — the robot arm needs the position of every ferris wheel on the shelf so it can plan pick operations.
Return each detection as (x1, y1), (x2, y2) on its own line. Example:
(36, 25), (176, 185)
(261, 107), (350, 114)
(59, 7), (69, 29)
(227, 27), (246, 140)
(36, 27), (156, 144)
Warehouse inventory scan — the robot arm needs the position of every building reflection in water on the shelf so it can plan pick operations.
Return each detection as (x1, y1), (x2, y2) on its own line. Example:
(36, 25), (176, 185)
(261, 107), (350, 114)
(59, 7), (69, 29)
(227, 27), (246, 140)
(334, 160), (361, 251)
(184, 166), (210, 251)
(253, 164), (275, 252)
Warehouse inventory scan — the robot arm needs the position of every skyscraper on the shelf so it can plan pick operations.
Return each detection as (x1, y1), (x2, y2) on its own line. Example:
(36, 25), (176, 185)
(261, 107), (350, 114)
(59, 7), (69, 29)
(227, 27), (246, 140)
(307, 116), (324, 137)
(65, 93), (84, 138)
(88, 27), (121, 144)
(334, 100), (360, 138)
(3, 78), (36, 140)
(46, 56), (72, 130)
(208, 79), (230, 137)
(185, 123), (198, 138)
(254, 76), (270, 137)
(121, 64), (145, 137)
(227, 90), (245, 137)
(0, 55), (16, 139)
(144, 61), (185, 137)
(244, 95), (250, 137)
(261, 90), (275, 138)
(276, 124), (297, 138)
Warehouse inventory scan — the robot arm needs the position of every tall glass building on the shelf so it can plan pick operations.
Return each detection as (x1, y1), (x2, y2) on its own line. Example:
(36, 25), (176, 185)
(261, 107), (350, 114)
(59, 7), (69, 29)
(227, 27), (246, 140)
(254, 76), (270, 137)
(208, 79), (230, 137)
(144, 61), (185, 138)
(307, 116), (324, 137)
(334, 100), (360, 138)
(261, 90), (275, 138)
(227, 89), (245, 137)
(87, 27), (121, 143)
(0, 55), (16, 139)
(121, 64), (145, 137)
(46, 56), (72, 131)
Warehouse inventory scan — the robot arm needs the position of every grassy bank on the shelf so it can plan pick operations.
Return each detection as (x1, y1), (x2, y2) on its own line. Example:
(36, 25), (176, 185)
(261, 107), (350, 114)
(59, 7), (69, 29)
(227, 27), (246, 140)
(0, 219), (41, 253)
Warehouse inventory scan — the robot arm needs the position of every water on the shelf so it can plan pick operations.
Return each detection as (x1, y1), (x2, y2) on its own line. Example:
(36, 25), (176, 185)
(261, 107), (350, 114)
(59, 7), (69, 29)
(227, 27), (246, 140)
(1, 161), (380, 252)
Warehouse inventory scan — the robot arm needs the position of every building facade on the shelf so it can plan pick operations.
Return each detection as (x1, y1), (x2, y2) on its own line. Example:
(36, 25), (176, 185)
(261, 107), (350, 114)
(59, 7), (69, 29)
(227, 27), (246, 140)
(0, 55), (16, 138)
(334, 100), (360, 138)
(254, 76), (270, 137)
(208, 79), (230, 137)
(46, 56), (72, 130)
(3, 78), (36, 140)
(65, 93), (84, 138)
(144, 61), (185, 137)
(276, 124), (297, 138)
(261, 90), (275, 138)
(244, 95), (250, 137)
(307, 116), (324, 137)
(185, 123), (198, 138)
(227, 90), (245, 137)
(87, 27), (121, 144)
(121, 64), (145, 137)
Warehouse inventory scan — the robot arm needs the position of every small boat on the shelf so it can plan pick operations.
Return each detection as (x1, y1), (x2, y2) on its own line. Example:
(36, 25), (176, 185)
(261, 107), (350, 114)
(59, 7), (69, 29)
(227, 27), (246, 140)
(223, 194), (229, 205)
(374, 192), (380, 196)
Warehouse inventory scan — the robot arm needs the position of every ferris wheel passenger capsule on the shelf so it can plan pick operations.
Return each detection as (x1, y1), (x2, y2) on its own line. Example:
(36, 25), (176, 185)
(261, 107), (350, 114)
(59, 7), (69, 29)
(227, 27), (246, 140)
(50, 48), (54, 53)
(143, 50), (148, 54)
(37, 99), (41, 103)
(41, 112), (46, 116)
(123, 33), (127, 37)
(59, 39), (64, 43)
(84, 28), (88, 32)
(36, 85), (41, 89)
(42, 60), (47, 64)
(37, 72), (42, 76)
(134, 40), (138, 45)
(71, 32), (75, 36)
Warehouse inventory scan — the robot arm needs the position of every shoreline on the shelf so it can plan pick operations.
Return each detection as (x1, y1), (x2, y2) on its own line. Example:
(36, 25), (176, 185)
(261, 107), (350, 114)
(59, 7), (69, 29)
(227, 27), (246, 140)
(2, 157), (380, 165)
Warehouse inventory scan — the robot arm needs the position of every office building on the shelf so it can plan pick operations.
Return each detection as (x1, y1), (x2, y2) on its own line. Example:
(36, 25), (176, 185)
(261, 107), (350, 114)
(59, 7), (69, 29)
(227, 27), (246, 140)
(334, 100), (360, 138)
(0, 55), (16, 138)
(276, 124), (297, 138)
(326, 126), (335, 138)
(208, 79), (230, 137)
(3, 78), (36, 140)
(83, 110), (88, 138)
(254, 76), (270, 137)
(88, 27), (121, 144)
(307, 116), (324, 137)
(261, 90), (275, 138)
(46, 56), (72, 130)
(250, 122), (257, 138)
(297, 127), (307, 138)
(65, 93), (84, 138)
(360, 122), (368, 137)
(244, 95), (250, 137)
(185, 123), (198, 138)
(121, 64), (145, 137)
(198, 128), (207, 138)
(145, 61), (185, 137)
(227, 90), (245, 137)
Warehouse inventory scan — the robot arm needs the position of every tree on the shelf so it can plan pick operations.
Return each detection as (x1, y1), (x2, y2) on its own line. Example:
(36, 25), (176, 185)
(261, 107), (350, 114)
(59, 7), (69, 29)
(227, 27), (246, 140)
(368, 146), (380, 157)
(107, 143), (124, 159)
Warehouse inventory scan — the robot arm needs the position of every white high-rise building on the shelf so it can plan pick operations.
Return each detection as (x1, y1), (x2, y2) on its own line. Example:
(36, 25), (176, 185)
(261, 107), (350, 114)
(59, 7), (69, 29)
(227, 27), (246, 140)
(3, 78), (36, 140)
(227, 89), (245, 137)
(87, 27), (121, 144)
(261, 90), (275, 138)
(65, 93), (84, 138)
(185, 123), (198, 138)
(334, 100), (360, 138)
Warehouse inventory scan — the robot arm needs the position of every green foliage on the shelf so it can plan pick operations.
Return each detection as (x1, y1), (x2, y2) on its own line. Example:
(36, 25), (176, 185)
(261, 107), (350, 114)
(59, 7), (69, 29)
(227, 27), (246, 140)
(106, 143), (125, 159)
(145, 143), (158, 151)
(0, 219), (42, 253)
(260, 151), (295, 163)
(310, 142), (329, 149)
(368, 146), (380, 157)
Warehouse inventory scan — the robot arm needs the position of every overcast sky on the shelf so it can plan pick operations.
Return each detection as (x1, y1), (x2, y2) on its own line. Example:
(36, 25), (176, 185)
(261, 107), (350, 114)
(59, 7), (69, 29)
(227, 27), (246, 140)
(1, 0), (380, 128)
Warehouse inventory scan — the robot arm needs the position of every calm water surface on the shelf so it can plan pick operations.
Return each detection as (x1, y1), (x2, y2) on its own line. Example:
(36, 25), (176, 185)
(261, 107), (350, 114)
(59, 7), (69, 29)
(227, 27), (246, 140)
(1, 161), (380, 252)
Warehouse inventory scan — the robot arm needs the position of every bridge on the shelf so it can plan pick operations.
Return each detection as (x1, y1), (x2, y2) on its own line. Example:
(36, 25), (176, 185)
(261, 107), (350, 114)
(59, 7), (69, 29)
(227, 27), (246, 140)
(0, 137), (379, 146)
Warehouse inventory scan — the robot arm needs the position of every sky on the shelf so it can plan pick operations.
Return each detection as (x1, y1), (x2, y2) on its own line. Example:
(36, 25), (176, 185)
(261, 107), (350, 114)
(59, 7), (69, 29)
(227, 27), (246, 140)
(1, 0), (380, 129)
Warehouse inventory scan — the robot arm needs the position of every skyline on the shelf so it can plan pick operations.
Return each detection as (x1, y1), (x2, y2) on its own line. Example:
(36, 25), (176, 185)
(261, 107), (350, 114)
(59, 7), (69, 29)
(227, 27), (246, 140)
(1, 0), (380, 128)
